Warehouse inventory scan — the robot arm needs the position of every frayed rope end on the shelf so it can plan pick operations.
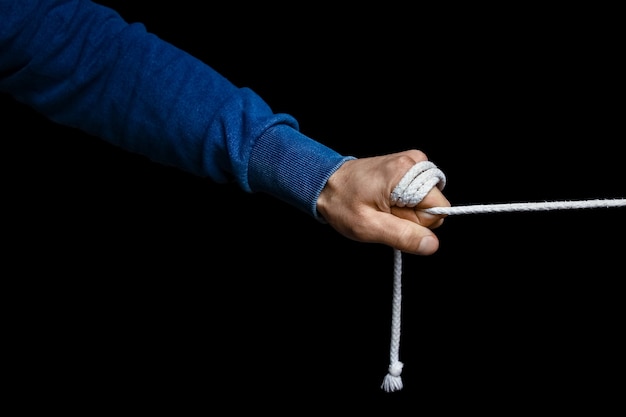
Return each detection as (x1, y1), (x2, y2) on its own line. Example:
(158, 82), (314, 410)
(381, 361), (403, 392)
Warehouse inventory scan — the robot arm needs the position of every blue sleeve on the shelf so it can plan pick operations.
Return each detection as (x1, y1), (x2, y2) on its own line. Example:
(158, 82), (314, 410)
(0, 0), (353, 220)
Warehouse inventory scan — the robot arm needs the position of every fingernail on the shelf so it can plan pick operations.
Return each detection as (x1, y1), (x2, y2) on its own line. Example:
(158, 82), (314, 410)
(418, 236), (437, 254)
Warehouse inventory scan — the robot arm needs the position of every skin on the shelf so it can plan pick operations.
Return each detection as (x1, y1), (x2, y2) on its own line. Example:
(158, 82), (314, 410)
(317, 149), (451, 256)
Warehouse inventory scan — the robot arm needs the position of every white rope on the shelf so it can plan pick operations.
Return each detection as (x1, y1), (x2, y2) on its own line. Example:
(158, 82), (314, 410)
(382, 160), (626, 393)
(380, 248), (404, 393)
(424, 199), (626, 215)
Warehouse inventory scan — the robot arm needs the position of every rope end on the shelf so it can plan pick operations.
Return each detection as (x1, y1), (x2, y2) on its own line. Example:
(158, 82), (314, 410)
(381, 361), (404, 392)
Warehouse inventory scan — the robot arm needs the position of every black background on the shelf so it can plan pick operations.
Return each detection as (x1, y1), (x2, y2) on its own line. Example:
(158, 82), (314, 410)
(3, 1), (624, 412)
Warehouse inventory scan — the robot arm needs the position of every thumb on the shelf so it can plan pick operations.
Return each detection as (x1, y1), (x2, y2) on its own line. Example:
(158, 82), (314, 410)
(373, 212), (440, 256)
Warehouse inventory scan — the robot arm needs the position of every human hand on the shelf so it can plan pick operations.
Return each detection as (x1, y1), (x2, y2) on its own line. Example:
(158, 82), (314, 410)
(317, 150), (450, 255)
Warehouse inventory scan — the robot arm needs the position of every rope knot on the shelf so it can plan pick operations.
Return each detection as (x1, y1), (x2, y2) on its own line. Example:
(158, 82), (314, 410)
(381, 361), (404, 393)
(390, 160), (446, 207)
(388, 361), (403, 377)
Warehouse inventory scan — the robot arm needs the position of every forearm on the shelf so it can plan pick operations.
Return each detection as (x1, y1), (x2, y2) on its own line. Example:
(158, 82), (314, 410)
(0, 0), (351, 218)
(249, 125), (354, 219)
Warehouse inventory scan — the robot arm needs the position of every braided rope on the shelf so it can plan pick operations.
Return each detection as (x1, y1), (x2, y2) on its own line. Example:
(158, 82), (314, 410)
(425, 199), (626, 215)
(382, 160), (626, 393)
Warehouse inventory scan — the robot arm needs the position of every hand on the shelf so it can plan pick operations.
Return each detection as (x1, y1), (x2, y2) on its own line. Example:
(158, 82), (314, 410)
(317, 150), (450, 255)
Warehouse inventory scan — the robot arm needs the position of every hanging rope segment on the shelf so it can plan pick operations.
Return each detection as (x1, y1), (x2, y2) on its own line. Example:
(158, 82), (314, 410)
(382, 160), (626, 393)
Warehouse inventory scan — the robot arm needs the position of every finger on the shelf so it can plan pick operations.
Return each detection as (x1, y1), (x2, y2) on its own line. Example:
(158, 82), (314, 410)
(416, 187), (451, 229)
(391, 206), (445, 229)
(417, 187), (450, 210)
(391, 187), (451, 229)
(365, 212), (441, 256)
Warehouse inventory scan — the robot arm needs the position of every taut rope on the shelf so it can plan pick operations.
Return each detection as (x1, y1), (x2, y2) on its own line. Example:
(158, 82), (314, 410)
(381, 160), (626, 393)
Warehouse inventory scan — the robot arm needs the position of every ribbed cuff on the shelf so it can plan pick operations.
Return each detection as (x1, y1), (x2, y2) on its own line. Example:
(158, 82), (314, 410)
(248, 124), (355, 221)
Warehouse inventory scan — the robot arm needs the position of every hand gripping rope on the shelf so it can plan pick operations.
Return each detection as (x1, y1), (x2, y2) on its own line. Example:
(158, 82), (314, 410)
(382, 160), (626, 393)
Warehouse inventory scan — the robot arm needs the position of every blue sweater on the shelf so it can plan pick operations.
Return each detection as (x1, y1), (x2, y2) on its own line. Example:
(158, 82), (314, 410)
(0, 0), (353, 220)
